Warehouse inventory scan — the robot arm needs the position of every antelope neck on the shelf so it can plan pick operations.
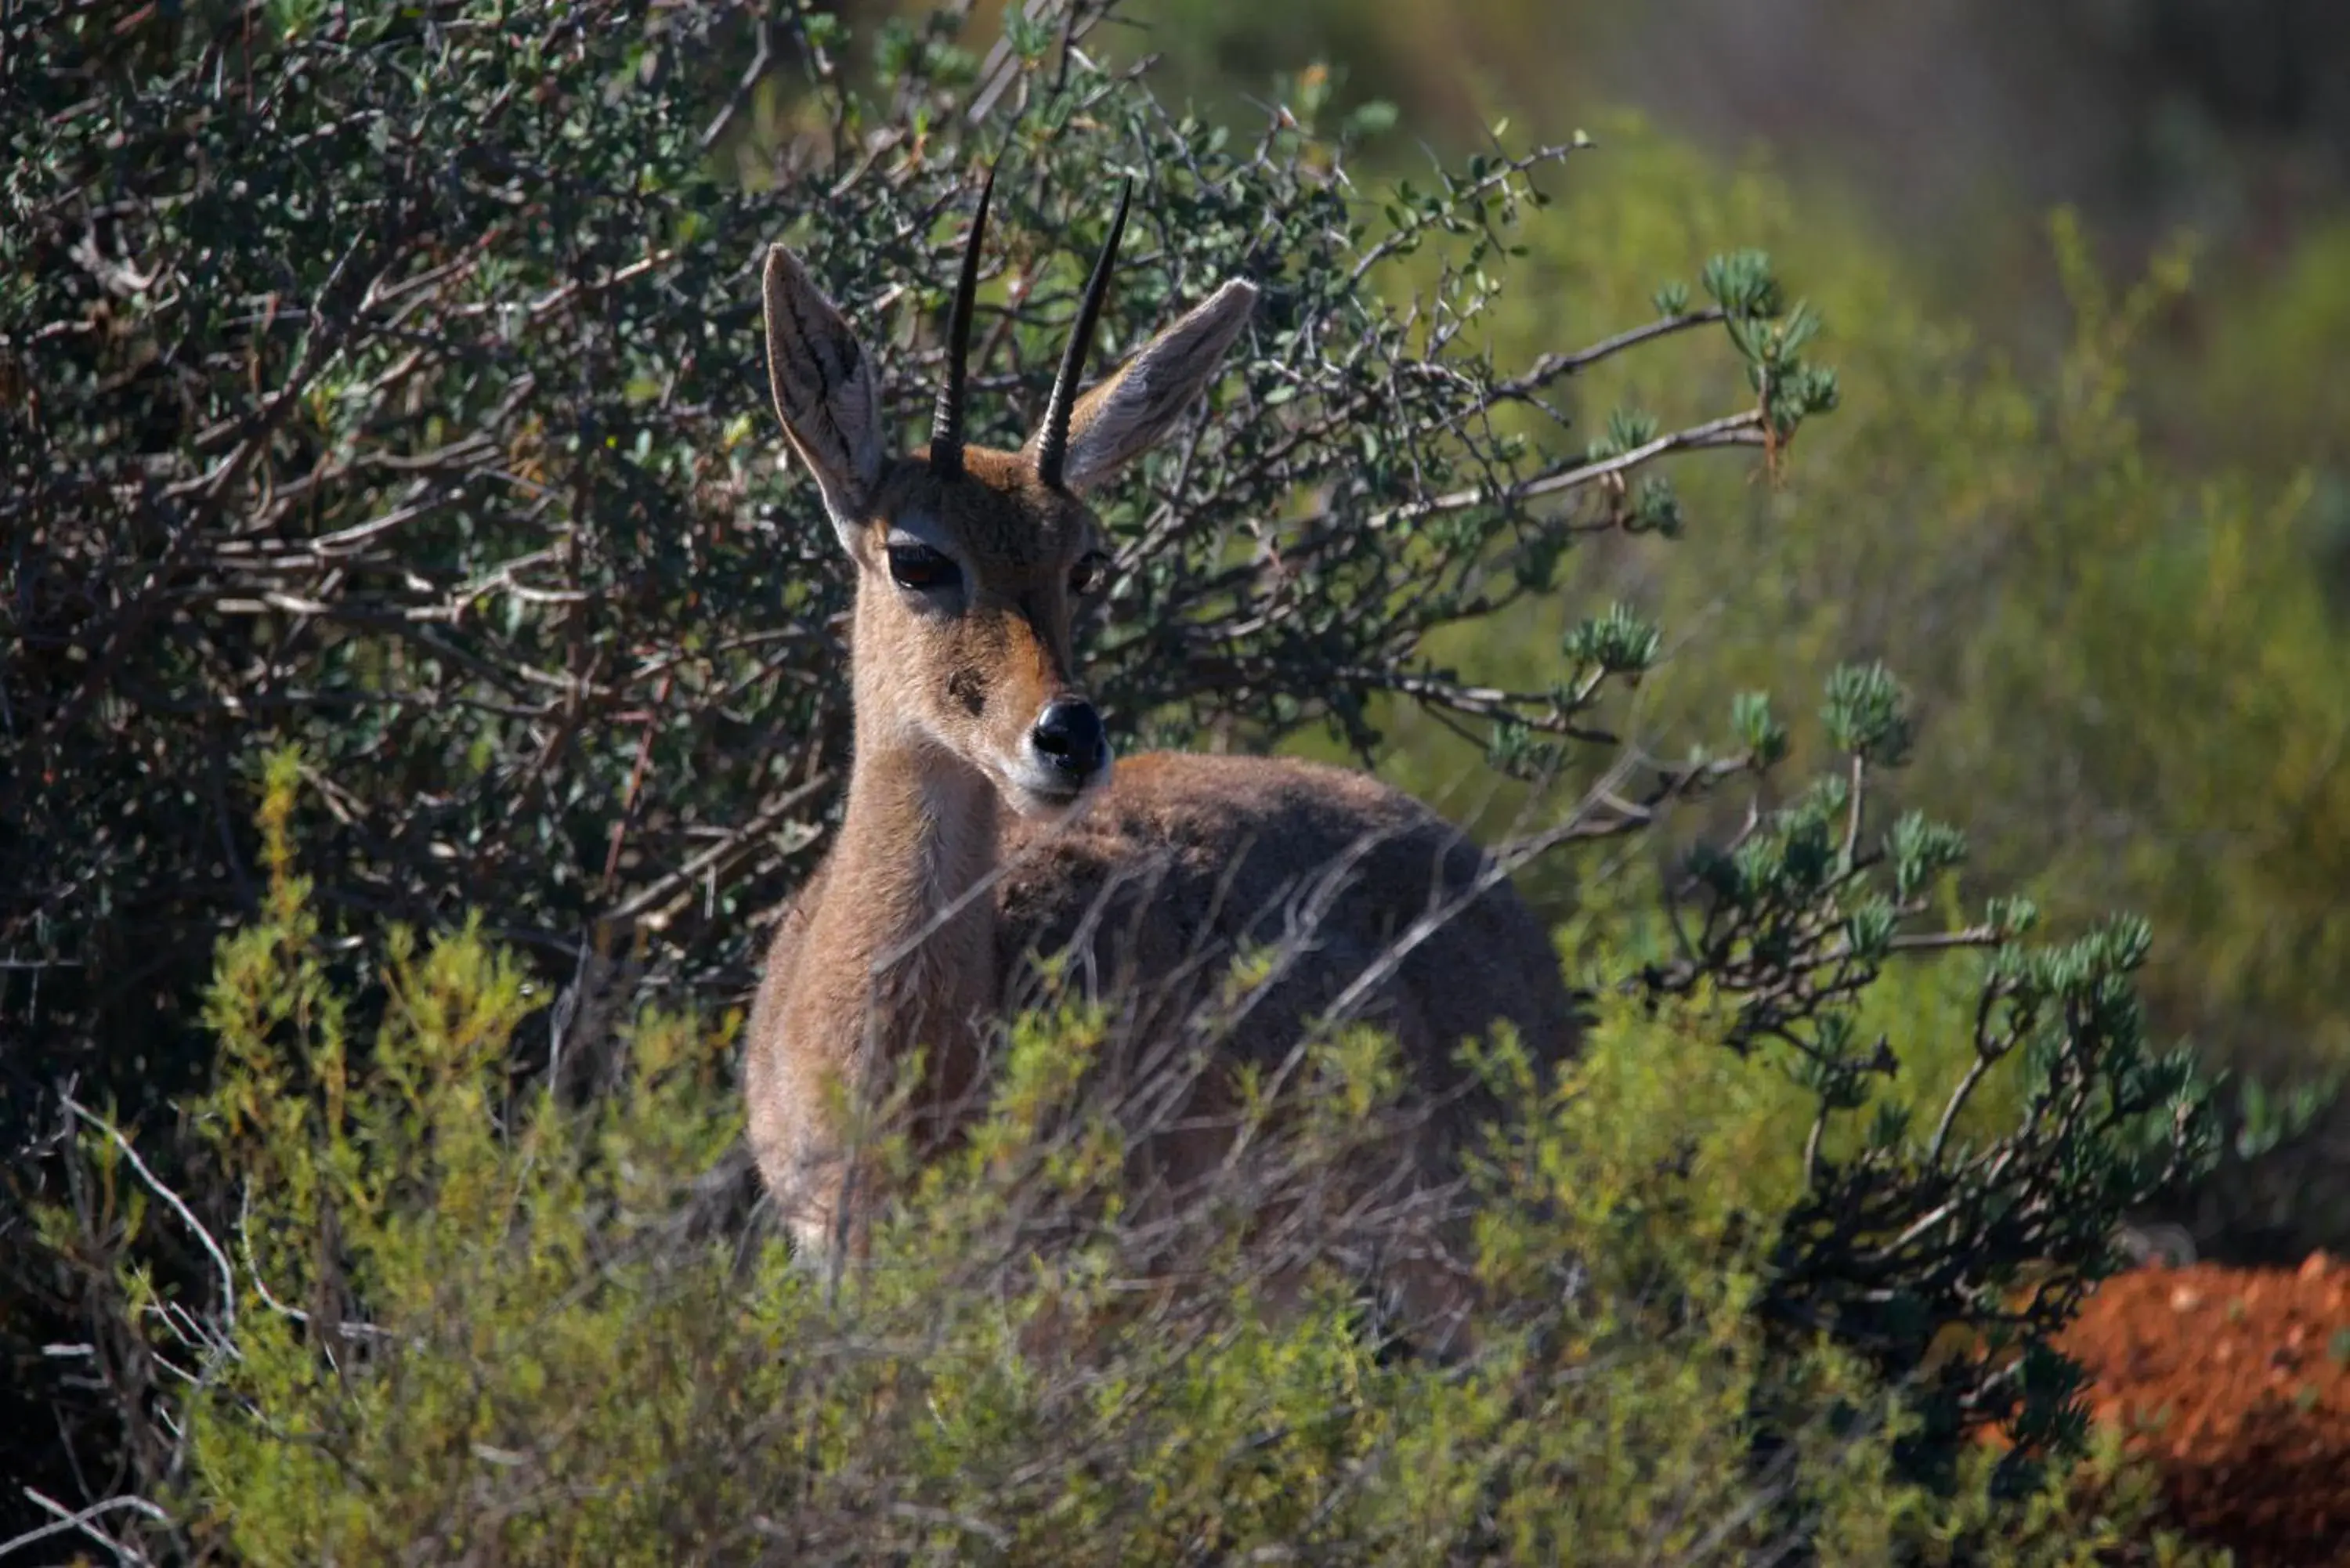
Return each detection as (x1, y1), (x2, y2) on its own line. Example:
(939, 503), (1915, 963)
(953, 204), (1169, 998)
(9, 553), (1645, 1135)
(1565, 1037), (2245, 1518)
(825, 716), (1003, 1006)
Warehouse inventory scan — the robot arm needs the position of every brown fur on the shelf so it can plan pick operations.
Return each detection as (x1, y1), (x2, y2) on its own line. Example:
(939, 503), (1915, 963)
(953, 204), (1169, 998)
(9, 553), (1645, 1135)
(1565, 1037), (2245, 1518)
(739, 235), (1578, 1344)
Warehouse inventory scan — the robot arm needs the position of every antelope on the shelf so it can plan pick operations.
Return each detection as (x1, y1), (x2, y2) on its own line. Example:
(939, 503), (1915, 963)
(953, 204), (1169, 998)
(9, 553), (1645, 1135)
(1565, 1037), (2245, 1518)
(743, 171), (1578, 1346)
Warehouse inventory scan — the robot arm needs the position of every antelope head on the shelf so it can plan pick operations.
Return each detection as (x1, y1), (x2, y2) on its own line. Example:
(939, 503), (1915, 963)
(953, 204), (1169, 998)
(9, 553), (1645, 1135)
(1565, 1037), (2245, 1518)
(758, 171), (1258, 818)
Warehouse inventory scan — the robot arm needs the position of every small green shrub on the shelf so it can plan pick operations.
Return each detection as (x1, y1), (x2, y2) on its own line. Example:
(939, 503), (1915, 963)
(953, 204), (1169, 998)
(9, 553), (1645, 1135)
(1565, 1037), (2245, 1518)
(1363, 117), (2350, 1097)
(39, 752), (2225, 1564)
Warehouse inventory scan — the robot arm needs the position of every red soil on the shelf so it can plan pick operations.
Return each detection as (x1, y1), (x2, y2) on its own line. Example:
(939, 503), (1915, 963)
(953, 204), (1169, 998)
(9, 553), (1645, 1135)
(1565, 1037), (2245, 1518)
(2054, 1252), (2350, 1565)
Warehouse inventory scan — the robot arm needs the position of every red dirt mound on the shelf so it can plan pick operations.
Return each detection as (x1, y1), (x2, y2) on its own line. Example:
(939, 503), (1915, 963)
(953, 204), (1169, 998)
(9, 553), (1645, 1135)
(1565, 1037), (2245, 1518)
(2055, 1252), (2350, 1565)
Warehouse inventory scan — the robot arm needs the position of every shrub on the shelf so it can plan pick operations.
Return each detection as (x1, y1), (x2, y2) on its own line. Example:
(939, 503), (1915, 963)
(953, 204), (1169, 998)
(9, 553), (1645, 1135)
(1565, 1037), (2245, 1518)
(1366, 117), (2350, 1094)
(35, 752), (2224, 1565)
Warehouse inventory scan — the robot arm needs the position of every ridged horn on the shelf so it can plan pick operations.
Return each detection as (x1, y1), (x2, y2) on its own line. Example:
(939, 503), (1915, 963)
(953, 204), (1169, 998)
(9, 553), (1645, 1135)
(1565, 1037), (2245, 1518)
(1033, 175), (1132, 490)
(927, 162), (998, 479)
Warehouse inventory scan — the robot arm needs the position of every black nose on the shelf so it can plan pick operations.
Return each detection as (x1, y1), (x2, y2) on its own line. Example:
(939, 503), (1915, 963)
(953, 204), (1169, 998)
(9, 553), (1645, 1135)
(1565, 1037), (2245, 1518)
(1030, 698), (1105, 776)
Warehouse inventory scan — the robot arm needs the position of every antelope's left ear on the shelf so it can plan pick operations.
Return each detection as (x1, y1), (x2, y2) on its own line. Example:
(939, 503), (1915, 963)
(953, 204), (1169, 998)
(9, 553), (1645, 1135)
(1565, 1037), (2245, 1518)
(1029, 279), (1257, 493)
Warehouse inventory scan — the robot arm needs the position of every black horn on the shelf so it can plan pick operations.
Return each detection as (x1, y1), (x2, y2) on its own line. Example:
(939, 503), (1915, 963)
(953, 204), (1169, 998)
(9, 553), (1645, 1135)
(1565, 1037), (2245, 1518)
(928, 163), (998, 479)
(1033, 176), (1132, 490)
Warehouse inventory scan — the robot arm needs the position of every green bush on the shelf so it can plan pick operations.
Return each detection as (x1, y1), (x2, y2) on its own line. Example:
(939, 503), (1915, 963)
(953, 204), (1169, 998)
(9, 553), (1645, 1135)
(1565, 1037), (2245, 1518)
(1338, 117), (2350, 1260)
(35, 752), (2222, 1565)
(1359, 117), (2350, 1089)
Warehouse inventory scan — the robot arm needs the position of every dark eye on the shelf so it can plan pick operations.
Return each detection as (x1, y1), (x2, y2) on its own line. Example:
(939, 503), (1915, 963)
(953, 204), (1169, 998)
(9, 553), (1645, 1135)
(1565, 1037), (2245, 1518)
(886, 543), (962, 594)
(1069, 551), (1113, 597)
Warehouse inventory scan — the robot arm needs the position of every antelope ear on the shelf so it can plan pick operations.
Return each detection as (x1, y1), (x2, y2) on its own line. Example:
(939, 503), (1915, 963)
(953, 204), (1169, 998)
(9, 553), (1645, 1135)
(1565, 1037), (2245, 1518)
(761, 244), (887, 551)
(1029, 279), (1257, 493)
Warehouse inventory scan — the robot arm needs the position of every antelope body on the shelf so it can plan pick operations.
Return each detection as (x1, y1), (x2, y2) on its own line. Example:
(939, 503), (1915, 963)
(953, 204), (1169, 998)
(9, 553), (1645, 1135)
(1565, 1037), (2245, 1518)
(743, 174), (1577, 1339)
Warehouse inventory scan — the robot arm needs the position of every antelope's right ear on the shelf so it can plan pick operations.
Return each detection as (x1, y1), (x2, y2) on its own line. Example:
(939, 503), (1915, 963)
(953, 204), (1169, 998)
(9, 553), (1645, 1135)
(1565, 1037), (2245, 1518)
(761, 244), (886, 551)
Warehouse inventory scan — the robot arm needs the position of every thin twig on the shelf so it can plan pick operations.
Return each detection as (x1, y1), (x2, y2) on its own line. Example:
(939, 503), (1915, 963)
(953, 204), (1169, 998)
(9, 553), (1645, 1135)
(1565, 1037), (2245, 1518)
(3, 1490), (168, 1563)
(62, 1098), (235, 1345)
